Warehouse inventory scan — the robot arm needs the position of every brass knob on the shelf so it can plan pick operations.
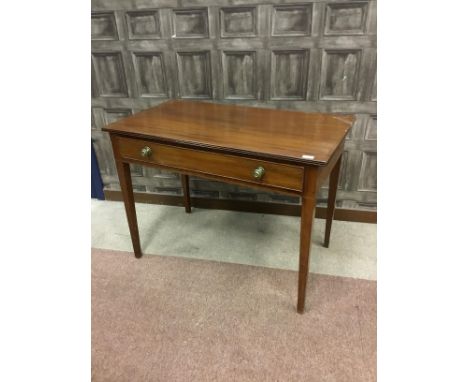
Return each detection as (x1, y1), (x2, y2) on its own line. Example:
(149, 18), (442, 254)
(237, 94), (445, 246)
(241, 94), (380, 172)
(252, 166), (265, 180)
(140, 146), (152, 158)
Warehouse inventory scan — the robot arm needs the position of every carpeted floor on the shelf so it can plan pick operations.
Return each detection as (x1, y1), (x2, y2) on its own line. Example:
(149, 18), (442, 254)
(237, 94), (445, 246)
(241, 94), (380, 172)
(92, 248), (376, 382)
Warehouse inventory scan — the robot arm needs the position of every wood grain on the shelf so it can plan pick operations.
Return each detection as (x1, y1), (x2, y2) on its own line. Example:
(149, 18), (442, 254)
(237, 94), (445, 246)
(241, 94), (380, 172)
(297, 167), (318, 313)
(113, 160), (142, 258)
(103, 100), (353, 166)
(114, 135), (305, 193)
(324, 155), (342, 248)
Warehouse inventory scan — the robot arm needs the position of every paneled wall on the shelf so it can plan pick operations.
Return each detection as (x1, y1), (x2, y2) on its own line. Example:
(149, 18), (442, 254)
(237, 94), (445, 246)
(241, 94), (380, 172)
(91, 0), (377, 210)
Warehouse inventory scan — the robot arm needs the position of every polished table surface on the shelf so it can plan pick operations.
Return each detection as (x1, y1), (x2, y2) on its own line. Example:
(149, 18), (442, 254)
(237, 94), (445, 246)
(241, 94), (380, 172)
(103, 100), (353, 166)
(103, 100), (354, 313)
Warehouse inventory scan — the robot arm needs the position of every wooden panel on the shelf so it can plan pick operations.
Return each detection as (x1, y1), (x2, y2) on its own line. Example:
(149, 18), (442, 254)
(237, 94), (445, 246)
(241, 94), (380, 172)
(126, 10), (161, 40)
(172, 8), (209, 38)
(113, 135), (304, 193)
(358, 152), (377, 191)
(271, 50), (308, 100)
(132, 52), (168, 97)
(325, 2), (368, 35)
(339, 151), (350, 190)
(272, 4), (312, 36)
(222, 51), (256, 99)
(220, 7), (257, 37)
(103, 108), (132, 125)
(92, 130), (117, 178)
(176, 52), (212, 98)
(129, 163), (144, 177)
(371, 71), (377, 101)
(91, 12), (118, 40)
(92, 0), (377, 211)
(92, 52), (128, 97)
(94, 108), (128, 130)
(320, 50), (361, 100)
(365, 115), (377, 140)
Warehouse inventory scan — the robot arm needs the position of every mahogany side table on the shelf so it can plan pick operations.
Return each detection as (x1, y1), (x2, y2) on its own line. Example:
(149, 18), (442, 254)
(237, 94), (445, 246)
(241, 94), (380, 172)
(103, 100), (353, 313)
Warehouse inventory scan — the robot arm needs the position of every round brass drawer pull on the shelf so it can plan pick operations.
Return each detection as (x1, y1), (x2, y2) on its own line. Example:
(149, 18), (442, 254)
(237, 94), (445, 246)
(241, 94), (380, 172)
(140, 146), (152, 158)
(252, 166), (265, 180)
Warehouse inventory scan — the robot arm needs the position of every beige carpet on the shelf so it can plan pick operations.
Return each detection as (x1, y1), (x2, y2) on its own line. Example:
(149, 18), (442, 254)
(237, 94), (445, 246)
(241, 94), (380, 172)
(92, 248), (376, 382)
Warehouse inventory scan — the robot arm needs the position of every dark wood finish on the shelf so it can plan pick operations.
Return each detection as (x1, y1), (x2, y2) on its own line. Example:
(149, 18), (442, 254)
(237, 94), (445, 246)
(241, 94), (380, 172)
(324, 155), (342, 248)
(113, 160), (142, 259)
(297, 167), (318, 313)
(316, 141), (345, 187)
(104, 100), (355, 312)
(113, 135), (304, 193)
(104, 190), (377, 223)
(103, 100), (353, 166)
(181, 174), (191, 213)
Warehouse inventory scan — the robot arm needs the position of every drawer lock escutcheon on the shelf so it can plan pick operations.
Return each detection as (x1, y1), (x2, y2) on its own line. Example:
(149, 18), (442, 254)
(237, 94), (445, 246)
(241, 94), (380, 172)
(252, 166), (265, 180)
(140, 146), (152, 158)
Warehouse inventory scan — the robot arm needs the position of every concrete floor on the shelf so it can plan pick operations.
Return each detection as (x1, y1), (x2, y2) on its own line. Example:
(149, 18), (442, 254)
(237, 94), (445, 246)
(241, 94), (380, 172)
(91, 199), (376, 281)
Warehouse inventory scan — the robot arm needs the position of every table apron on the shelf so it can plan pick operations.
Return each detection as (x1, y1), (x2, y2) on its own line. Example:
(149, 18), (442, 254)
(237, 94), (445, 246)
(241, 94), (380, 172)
(112, 135), (305, 196)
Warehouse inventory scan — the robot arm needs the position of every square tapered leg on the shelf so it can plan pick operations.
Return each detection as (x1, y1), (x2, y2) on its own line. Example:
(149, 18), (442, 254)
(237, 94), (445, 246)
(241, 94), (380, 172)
(181, 174), (191, 213)
(324, 155), (342, 248)
(297, 168), (317, 313)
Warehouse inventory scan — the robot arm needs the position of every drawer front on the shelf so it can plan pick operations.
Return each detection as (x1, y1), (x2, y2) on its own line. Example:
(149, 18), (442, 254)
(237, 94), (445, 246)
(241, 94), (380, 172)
(114, 136), (304, 192)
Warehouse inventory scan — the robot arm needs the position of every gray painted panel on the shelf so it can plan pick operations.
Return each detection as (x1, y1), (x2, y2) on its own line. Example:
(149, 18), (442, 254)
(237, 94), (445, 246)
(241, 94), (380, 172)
(176, 51), (212, 98)
(365, 115), (377, 140)
(92, 52), (128, 97)
(133, 52), (168, 97)
(172, 8), (209, 38)
(222, 51), (256, 99)
(126, 10), (161, 39)
(358, 152), (377, 192)
(91, 0), (377, 210)
(320, 50), (360, 100)
(103, 108), (132, 124)
(272, 4), (312, 36)
(92, 12), (118, 40)
(325, 2), (368, 35)
(371, 70), (377, 101)
(220, 7), (257, 37)
(271, 50), (308, 100)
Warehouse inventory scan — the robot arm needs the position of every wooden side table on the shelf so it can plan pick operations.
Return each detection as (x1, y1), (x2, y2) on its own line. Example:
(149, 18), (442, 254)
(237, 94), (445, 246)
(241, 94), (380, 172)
(103, 100), (353, 313)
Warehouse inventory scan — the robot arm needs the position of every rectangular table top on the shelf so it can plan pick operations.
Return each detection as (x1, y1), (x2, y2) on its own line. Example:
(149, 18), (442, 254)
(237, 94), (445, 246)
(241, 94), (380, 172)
(103, 100), (354, 166)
